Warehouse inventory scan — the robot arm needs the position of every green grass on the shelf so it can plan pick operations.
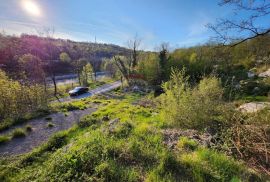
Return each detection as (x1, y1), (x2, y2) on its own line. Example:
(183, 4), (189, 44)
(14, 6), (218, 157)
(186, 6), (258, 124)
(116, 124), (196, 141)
(12, 128), (26, 138)
(47, 122), (54, 128)
(0, 135), (10, 144)
(237, 95), (269, 102)
(55, 100), (88, 112)
(177, 138), (248, 182)
(0, 93), (263, 181)
(0, 108), (51, 132)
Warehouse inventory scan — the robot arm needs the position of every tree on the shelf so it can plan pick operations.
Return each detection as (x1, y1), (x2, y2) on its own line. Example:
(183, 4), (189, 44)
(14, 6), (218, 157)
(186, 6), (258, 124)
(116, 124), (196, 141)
(138, 53), (160, 85)
(127, 34), (141, 69)
(81, 63), (93, 86)
(158, 43), (169, 83)
(18, 53), (45, 84)
(59, 52), (71, 62)
(42, 27), (60, 99)
(113, 55), (130, 84)
(102, 58), (118, 78)
(72, 58), (87, 85)
(208, 0), (270, 46)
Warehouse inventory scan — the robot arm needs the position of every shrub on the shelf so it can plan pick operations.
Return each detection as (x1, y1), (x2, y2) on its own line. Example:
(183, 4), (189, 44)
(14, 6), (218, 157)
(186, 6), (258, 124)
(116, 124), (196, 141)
(160, 68), (230, 130)
(12, 128), (26, 138)
(0, 135), (10, 144)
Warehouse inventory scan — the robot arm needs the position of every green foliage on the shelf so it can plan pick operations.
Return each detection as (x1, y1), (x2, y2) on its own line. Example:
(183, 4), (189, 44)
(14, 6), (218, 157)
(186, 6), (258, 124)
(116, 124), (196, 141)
(0, 70), (48, 129)
(0, 135), (10, 144)
(0, 94), (260, 181)
(180, 147), (245, 181)
(177, 137), (198, 151)
(59, 52), (71, 62)
(43, 131), (68, 152)
(239, 78), (270, 96)
(138, 53), (160, 85)
(58, 101), (87, 112)
(12, 128), (26, 138)
(161, 68), (229, 130)
(80, 63), (93, 86)
(78, 115), (97, 128)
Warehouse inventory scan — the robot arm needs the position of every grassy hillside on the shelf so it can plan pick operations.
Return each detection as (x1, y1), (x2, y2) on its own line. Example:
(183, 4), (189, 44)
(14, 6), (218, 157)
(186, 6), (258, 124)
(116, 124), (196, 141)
(0, 91), (265, 182)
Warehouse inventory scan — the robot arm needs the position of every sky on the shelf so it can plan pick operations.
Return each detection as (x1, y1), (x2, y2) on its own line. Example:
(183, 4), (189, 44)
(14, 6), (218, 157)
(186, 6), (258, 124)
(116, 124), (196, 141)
(0, 0), (257, 50)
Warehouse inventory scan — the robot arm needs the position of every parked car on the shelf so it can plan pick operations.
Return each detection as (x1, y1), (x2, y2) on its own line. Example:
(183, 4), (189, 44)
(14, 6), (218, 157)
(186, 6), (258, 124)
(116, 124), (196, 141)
(68, 87), (89, 96)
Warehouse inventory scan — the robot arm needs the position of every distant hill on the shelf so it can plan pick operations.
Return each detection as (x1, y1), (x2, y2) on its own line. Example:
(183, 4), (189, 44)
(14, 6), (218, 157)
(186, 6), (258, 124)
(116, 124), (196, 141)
(0, 33), (130, 75)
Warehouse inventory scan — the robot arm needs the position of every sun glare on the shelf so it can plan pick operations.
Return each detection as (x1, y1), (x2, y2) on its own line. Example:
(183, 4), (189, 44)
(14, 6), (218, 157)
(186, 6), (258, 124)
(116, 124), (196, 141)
(21, 0), (42, 17)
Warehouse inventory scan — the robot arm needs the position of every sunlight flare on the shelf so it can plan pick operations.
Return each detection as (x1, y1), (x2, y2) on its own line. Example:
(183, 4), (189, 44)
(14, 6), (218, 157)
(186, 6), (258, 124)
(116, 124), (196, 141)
(21, 0), (42, 17)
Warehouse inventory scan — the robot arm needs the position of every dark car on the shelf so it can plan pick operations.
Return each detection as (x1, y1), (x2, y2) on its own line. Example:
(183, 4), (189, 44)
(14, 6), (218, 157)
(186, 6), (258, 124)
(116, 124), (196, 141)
(69, 87), (89, 96)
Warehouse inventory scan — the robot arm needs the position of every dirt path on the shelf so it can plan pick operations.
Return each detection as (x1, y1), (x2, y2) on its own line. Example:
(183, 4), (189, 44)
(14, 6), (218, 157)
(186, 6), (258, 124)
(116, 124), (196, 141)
(0, 82), (121, 157)
(0, 107), (96, 157)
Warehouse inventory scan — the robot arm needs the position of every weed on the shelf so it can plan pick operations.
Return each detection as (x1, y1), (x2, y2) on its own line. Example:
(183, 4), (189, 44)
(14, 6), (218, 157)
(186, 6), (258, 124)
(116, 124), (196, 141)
(47, 122), (54, 128)
(0, 135), (10, 144)
(12, 128), (26, 138)
(78, 115), (97, 128)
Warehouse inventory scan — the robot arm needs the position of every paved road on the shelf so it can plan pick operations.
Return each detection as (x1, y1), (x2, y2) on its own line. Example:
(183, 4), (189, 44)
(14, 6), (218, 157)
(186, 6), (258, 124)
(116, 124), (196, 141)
(59, 81), (122, 102)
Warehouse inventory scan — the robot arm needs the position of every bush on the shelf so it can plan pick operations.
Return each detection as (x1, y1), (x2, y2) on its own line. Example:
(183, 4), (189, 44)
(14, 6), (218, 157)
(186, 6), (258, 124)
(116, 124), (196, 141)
(0, 70), (48, 125)
(12, 128), (26, 138)
(160, 68), (229, 130)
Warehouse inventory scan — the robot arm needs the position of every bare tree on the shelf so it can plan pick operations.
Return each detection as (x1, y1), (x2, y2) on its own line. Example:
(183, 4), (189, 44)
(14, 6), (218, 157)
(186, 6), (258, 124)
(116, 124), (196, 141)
(208, 0), (270, 46)
(127, 34), (141, 69)
(37, 27), (60, 100)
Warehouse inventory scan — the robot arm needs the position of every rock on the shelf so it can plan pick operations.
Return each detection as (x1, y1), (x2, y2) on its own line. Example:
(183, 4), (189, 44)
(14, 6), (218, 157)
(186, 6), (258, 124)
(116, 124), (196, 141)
(238, 102), (270, 113)
(258, 68), (270, 78)
(162, 129), (215, 150)
(108, 118), (120, 132)
(247, 71), (255, 78)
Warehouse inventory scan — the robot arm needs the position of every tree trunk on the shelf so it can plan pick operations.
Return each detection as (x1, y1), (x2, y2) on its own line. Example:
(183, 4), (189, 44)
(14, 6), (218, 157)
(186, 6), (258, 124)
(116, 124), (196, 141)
(77, 71), (81, 85)
(94, 71), (97, 82)
(51, 75), (60, 102)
